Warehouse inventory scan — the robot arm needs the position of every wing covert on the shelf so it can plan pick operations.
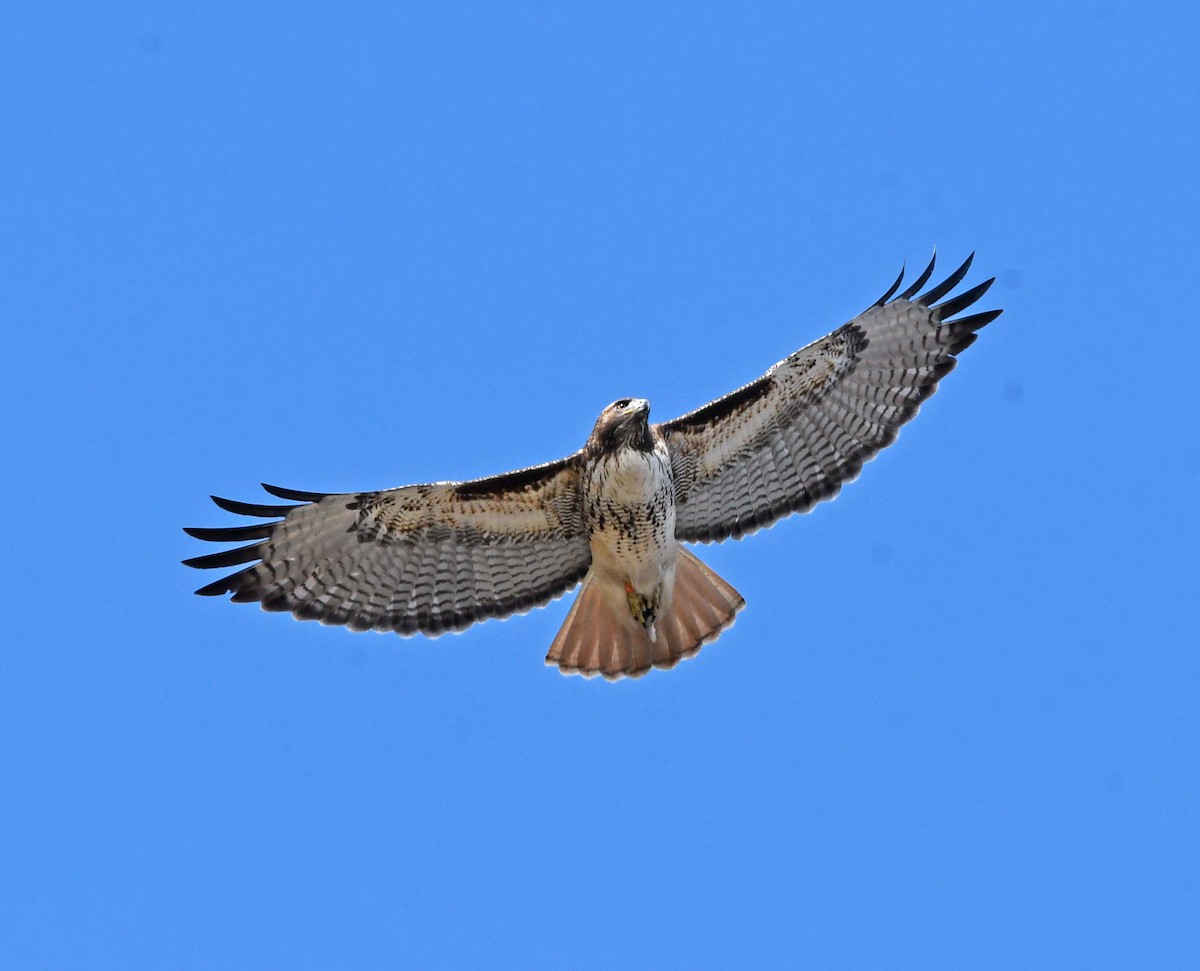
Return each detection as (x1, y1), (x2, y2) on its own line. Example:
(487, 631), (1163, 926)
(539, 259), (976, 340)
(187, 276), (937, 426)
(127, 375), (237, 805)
(659, 253), (1002, 543)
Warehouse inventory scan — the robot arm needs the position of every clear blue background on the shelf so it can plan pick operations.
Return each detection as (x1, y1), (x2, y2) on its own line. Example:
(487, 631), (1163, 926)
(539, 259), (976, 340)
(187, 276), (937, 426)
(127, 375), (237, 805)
(4, 3), (1198, 968)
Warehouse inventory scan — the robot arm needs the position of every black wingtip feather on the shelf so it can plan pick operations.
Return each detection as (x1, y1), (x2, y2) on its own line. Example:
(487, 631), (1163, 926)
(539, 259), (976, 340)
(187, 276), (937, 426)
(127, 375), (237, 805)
(874, 264), (906, 307)
(930, 359), (957, 381)
(933, 277), (995, 319)
(195, 577), (234, 596)
(194, 565), (258, 597)
(182, 543), (265, 570)
(948, 308), (1003, 332)
(183, 523), (275, 542)
(211, 495), (297, 518)
(917, 252), (974, 306)
(946, 333), (979, 355)
(899, 250), (937, 300)
(261, 483), (329, 502)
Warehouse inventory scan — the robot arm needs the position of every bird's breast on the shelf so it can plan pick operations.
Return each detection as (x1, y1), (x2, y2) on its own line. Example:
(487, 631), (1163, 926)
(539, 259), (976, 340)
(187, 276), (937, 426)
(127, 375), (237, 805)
(582, 445), (676, 585)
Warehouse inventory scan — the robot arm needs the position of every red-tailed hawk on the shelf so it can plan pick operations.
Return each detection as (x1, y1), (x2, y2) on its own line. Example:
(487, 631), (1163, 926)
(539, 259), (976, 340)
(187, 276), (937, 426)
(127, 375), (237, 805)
(184, 253), (1000, 680)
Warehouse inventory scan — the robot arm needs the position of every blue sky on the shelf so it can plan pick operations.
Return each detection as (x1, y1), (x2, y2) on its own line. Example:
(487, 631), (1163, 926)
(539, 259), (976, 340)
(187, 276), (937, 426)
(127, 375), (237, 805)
(3, 2), (1198, 968)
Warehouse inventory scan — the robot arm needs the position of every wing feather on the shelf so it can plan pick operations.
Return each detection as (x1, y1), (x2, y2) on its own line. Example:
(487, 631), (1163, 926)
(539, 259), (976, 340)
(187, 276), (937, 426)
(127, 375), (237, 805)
(183, 455), (590, 636)
(660, 257), (1002, 544)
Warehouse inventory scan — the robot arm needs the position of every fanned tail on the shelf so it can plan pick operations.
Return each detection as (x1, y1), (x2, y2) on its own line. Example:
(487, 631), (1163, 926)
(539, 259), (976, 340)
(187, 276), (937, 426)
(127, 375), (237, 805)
(546, 546), (744, 681)
(655, 547), (745, 669)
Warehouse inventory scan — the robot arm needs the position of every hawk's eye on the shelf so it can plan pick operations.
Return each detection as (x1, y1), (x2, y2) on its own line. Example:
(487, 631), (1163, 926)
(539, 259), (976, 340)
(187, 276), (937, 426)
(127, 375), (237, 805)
(614, 398), (632, 410)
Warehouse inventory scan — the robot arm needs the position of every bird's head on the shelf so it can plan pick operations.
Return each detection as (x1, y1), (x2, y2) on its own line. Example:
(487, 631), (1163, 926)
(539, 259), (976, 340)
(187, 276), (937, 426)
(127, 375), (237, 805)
(589, 397), (653, 453)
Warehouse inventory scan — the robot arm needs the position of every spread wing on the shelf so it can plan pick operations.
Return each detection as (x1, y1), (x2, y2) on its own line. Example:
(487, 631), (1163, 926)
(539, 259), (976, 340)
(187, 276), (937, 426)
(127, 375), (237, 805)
(659, 253), (1002, 543)
(183, 456), (590, 636)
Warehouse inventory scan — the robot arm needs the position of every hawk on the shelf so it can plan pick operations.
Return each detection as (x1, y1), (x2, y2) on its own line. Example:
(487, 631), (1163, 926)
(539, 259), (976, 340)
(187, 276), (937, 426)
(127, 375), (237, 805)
(184, 252), (1000, 680)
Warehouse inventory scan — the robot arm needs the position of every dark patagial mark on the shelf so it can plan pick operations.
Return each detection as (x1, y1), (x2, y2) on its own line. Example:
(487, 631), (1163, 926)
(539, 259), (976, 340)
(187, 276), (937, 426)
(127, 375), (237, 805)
(453, 456), (574, 500)
(660, 376), (772, 434)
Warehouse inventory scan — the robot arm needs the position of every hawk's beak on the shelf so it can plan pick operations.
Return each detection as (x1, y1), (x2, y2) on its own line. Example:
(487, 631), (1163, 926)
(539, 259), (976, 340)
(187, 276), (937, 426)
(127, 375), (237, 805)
(631, 398), (650, 418)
